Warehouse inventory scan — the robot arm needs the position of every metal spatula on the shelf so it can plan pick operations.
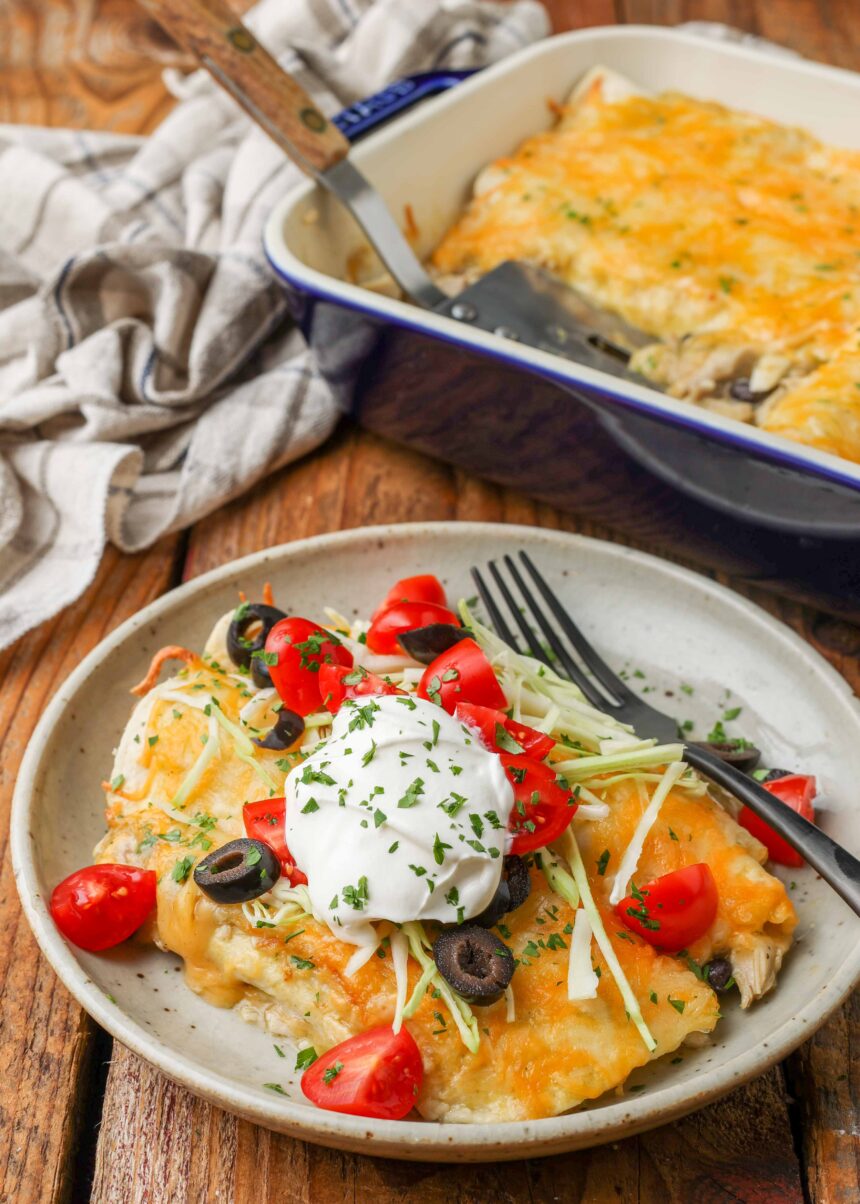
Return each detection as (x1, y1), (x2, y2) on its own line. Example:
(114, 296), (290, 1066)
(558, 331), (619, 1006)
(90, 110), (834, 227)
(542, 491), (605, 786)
(140, 0), (647, 382)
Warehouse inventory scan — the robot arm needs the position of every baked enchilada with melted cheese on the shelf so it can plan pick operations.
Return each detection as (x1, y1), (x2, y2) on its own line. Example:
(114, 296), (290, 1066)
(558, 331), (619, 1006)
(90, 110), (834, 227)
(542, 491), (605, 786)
(49, 573), (804, 1124)
(431, 67), (860, 465)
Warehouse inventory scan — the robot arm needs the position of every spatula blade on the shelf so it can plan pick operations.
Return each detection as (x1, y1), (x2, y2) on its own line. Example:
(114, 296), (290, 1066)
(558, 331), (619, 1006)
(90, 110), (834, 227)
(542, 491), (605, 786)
(435, 261), (654, 384)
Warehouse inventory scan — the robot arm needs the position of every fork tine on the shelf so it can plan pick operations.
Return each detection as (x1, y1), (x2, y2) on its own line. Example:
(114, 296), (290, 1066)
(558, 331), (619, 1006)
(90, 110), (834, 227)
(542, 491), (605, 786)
(502, 555), (613, 710)
(519, 550), (634, 704)
(470, 566), (521, 654)
(487, 561), (550, 665)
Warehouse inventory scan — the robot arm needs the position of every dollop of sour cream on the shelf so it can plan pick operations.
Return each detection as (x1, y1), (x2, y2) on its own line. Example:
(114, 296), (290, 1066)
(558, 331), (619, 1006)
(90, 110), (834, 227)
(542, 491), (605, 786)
(285, 695), (515, 948)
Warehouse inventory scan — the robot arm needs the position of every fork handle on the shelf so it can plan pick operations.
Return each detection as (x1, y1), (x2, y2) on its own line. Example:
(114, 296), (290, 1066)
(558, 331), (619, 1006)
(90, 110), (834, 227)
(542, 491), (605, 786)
(683, 744), (860, 917)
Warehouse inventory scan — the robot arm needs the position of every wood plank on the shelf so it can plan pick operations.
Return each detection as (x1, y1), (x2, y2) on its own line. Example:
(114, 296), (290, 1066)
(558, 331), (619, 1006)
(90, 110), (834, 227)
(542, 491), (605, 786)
(0, 536), (182, 1204)
(0, 0), (186, 132)
(92, 431), (806, 1203)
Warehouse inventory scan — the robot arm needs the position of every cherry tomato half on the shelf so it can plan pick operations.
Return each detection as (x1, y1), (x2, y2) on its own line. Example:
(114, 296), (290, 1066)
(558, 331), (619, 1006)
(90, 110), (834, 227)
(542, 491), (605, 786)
(264, 617), (353, 716)
(242, 798), (308, 886)
(366, 601), (460, 656)
(318, 663), (404, 714)
(372, 574), (447, 621)
(738, 774), (817, 868)
(50, 864), (157, 952)
(455, 702), (555, 761)
(301, 1025), (423, 1119)
(500, 754), (577, 854)
(616, 863), (719, 952)
(418, 639), (507, 714)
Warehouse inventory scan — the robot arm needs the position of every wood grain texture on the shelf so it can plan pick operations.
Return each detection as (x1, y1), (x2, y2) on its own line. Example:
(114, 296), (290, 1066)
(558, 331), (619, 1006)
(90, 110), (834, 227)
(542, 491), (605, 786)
(0, 536), (182, 1204)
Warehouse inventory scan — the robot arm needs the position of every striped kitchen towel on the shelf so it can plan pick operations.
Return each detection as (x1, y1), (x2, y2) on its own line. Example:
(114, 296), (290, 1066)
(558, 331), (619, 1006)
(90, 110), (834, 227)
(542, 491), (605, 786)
(0, 0), (549, 650)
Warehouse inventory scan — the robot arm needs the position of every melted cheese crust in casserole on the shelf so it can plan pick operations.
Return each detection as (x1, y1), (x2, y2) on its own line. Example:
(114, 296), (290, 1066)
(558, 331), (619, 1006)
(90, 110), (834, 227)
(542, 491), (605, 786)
(94, 624), (796, 1123)
(431, 68), (860, 462)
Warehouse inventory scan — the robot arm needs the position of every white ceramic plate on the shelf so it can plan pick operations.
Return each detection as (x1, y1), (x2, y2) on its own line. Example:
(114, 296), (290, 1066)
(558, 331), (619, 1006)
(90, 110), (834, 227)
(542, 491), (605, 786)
(12, 523), (860, 1162)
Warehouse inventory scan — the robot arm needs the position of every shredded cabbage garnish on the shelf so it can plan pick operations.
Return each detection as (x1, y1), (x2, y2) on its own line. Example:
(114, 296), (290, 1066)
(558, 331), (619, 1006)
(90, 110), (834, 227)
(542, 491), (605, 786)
(608, 761), (688, 906)
(539, 852), (580, 911)
(169, 714), (219, 810)
(561, 828), (657, 1052)
(390, 929), (409, 1034)
(567, 908), (599, 1001)
(401, 921), (480, 1053)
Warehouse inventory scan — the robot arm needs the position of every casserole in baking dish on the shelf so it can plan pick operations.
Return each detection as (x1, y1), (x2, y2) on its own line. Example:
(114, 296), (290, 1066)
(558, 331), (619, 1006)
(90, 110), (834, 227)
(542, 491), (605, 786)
(264, 26), (860, 532)
(432, 65), (860, 465)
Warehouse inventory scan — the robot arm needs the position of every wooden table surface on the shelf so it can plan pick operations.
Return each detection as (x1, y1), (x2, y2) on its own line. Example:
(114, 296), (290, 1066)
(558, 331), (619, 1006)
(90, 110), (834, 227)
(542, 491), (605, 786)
(1, 1), (859, 1201)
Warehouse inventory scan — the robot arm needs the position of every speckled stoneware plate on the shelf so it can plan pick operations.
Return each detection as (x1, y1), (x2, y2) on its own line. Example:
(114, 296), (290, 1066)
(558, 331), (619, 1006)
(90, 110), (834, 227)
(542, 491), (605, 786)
(12, 523), (860, 1162)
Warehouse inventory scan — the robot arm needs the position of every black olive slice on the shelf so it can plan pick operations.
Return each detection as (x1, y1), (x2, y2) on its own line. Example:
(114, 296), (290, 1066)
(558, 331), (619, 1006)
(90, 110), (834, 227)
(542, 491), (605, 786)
(729, 377), (776, 404)
(193, 838), (280, 904)
(504, 855), (531, 911)
(227, 603), (286, 687)
(397, 624), (470, 664)
(433, 925), (514, 1005)
(253, 708), (305, 751)
(692, 740), (761, 773)
(473, 855), (531, 928)
(760, 767), (791, 783)
(705, 957), (734, 991)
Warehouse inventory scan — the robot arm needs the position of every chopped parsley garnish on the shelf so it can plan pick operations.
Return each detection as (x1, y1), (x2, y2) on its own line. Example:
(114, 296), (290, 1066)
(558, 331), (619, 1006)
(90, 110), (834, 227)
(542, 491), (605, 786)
(343, 667), (369, 686)
(469, 814), (484, 839)
(171, 856), (194, 884)
(373, 808), (387, 829)
(361, 740), (377, 767)
(445, 887), (459, 907)
(668, 997), (686, 1014)
(147, 735), (159, 748)
(301, 765), (335, 786)
(300, 799), (319, 814)
(668, 827), (679, 842)
(263, 1083), (287, 1095)
(342, 876), (369, 910)
(110, 774), (125, 790)
(397, 777), (425, 809)
(494, 723), (523, 753)
(409, 864), (427, 878)
(723, 706), (742, 721)
(295, 1047), (318, 1071)
(251, 649), (278, 666)
(245, 846), (262, 866)
(323, 1061), (344, 1085)
(388, 841), (400, 854)
(291, 955), (315, 970)
(273, 1044), (285, 1058)
(596, 849), (610, 876)
(433, 834), (451, 865)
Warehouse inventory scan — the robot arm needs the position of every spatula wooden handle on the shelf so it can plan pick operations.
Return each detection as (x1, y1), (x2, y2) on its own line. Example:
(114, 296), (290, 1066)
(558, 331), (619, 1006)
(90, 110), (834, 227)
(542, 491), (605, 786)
(138, 0), (350, 176)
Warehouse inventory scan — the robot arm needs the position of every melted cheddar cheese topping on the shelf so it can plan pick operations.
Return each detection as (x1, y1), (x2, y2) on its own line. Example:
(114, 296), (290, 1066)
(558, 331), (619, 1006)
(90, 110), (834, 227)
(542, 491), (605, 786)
(95, 637), (796, 1123)
(432, 74), (860, 462)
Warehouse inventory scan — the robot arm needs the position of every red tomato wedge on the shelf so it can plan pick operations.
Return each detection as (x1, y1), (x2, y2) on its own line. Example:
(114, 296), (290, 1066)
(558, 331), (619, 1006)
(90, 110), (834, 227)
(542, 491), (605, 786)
(738, 774), (817, 868)
(301, 1025), (423, 1119)
(616, 863), (719, 952)
(418, 639), (507, 714)
(242, 798), (308, 886)
(366, 601), (460, 655)
(372, 574), (447, 621)
(50, 864), (157, 952)
(455, 702), (555, 761)
(318, 663), (404, 713)
(500, 754), (577, 854)
(264, 617), (353, 716)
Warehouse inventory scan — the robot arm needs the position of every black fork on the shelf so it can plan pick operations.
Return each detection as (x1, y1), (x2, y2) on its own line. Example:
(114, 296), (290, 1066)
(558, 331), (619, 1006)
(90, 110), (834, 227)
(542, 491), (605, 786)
(472, 550), (860, 918)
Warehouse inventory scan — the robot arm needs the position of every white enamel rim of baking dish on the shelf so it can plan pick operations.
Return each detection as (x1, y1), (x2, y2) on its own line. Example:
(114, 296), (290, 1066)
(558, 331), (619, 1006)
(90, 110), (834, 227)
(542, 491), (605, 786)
(263, 25), (860, 495)
(11, 522), (860, 1161)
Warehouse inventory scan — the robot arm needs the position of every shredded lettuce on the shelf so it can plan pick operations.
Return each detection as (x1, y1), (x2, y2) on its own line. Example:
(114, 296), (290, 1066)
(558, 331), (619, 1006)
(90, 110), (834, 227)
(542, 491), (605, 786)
(568, 908), (599, 1001)
(390, 929), (409, 1034)
(561, 828), (657, 1052)
(401, 921), (480, 1053)
(169, 714), (219, 809)
(609, 761), (687, 906)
